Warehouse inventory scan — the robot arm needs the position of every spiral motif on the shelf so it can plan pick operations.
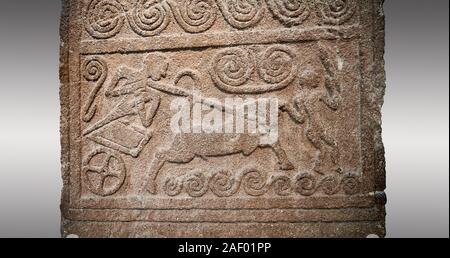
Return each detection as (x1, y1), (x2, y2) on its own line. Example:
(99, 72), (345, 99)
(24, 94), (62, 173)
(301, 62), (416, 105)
(82, 58), (108, 122)
(210, 47), (255, 93)
(271, 175), (292, 196)
(316, 0), (357, 25)
(320, 175), (340, 195)
(241, 169), (268, 196)
(164, 176), (183, 196)
(168, 0), (217, 33)
(128, 0), (171, 37)
(84, 0), (125, 39)
(294, 173), (317, 196)
(83, 58), (106, 82)
(258, 45), (297, 88)
(266, 0), (310, 26)
(217, 0), (265, 29)
(184, 172), (209, 197)
(209, 170), (238, 197)
(341, 173), (360, 195)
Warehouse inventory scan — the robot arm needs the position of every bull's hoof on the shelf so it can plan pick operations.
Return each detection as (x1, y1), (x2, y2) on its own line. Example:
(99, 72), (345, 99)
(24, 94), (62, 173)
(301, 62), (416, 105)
(147, 182), (158, 195)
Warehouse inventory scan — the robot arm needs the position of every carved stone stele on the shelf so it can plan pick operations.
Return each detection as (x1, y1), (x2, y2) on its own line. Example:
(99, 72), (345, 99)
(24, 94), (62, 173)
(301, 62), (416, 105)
(60, 0), (387, 238)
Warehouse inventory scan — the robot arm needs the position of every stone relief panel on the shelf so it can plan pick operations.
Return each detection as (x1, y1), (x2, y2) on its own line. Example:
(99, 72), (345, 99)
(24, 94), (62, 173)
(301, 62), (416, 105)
(78, 40), (362, 201)
(61, 0), (386, 237)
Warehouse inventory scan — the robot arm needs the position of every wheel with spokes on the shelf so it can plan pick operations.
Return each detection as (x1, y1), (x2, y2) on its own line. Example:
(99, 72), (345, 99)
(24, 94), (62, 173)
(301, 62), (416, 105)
(83, 148), (126, 196)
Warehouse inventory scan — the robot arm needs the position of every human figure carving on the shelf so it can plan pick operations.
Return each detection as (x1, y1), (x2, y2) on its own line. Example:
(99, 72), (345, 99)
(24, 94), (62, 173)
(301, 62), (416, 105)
(83, 53), (169, 157)
(281, 43), (343, 174)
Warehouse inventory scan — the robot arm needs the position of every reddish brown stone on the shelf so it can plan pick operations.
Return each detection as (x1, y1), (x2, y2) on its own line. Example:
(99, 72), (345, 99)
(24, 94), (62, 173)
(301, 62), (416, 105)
(60, 0), (387, 238)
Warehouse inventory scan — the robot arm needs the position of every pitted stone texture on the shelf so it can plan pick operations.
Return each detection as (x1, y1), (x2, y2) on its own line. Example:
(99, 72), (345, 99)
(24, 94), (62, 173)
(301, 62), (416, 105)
(60, 0), (386, 238)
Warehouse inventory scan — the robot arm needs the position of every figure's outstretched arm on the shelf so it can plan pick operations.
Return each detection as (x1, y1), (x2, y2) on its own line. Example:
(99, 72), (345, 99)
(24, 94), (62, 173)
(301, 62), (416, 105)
(321, 73), (341, 111)
(106, 67), (144, 98)
(147, 80), (190, 97)
(317, 43), (343, 111)
(281, 95), (307, 124)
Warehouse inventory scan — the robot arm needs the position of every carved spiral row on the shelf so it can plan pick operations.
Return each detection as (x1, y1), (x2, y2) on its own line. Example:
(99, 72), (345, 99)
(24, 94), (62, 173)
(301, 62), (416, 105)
(84, 0), (358, 39)
(211, 46), (297, 94)
(294, 172), (361, 196)
(163, 170), (361, 197)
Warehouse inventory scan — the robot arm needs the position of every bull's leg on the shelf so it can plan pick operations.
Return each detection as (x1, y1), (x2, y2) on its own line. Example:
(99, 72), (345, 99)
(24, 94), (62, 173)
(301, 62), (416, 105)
(328, 141), (342, 173)
(313, 147), (326, 175)
(145, 152), (167, 194)
(145, 148), (196, 194)
(270, 141), (294, 170)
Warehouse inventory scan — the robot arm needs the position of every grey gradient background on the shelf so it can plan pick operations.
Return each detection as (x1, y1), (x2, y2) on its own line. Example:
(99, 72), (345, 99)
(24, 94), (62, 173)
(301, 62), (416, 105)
(0, 0), (448, 238)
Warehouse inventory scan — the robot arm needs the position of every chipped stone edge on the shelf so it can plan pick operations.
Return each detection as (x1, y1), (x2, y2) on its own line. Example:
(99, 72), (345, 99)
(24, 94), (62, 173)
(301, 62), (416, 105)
(59, 0), (71, 238)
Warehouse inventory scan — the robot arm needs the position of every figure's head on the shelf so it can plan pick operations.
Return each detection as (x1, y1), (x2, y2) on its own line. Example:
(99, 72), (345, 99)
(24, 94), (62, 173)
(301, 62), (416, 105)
(298, 65), (322, 89)
(144, 53), (169, 81)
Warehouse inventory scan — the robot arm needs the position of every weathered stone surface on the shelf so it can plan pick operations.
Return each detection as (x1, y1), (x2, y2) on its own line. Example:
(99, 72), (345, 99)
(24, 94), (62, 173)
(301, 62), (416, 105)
(60, 0), (386, 238)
